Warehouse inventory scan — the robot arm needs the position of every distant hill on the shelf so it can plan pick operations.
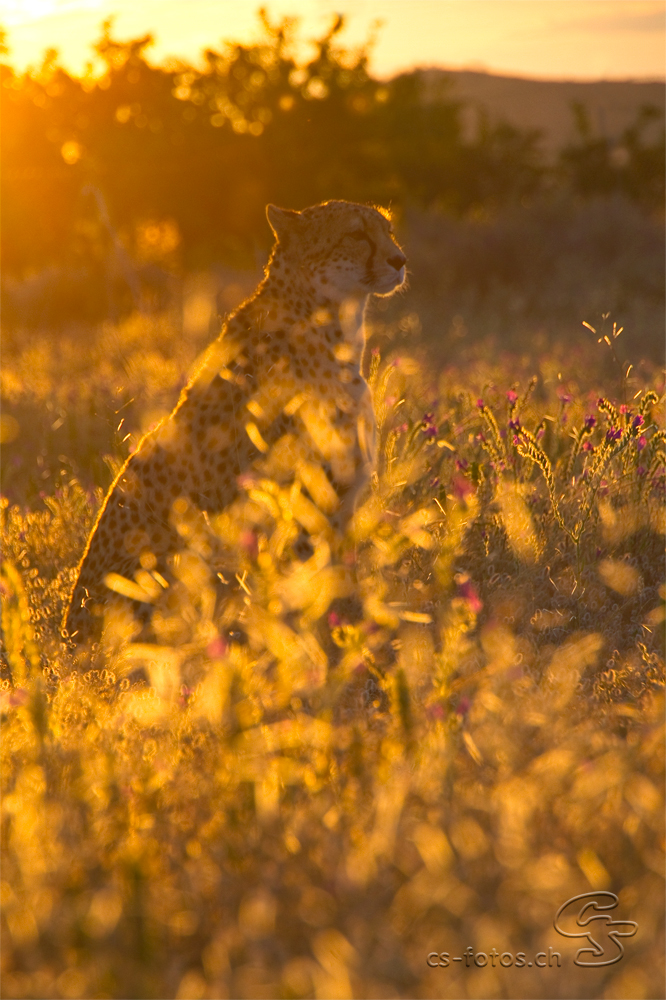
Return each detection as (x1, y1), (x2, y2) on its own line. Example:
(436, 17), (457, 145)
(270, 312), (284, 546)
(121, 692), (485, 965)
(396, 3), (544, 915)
(418, 69), (665, 155)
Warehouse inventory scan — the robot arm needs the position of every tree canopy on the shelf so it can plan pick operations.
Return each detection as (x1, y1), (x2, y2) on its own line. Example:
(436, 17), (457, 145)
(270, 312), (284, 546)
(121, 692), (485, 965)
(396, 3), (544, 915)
(1, 11), (663, 276)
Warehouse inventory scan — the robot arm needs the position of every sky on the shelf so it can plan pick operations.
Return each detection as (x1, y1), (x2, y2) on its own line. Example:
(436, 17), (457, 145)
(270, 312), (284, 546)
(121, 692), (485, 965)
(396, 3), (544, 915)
(1, 0), (664, 81)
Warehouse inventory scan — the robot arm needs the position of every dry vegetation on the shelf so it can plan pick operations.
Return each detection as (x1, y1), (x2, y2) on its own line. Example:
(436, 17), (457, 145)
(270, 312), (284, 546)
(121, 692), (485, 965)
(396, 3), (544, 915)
(2, 14), (664, 998)
(1, 285), (664, 1000)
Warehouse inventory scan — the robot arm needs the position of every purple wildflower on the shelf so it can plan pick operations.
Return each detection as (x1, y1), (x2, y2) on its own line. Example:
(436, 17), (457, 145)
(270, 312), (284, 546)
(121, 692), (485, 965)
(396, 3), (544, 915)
(421, 412), (438, 438)
(584, 415), (596, 430)
(619, 404), (630, 415)
(632, 414), (645, 429)
(636, 435), (647, 452)
(606, 428), (622, 442)
(476, 398), (484, 409)
(508, 418), (521, 432)
(558, 391), (573, 404)
(506, 390), (518, 404)
(456, 573), (482, 614)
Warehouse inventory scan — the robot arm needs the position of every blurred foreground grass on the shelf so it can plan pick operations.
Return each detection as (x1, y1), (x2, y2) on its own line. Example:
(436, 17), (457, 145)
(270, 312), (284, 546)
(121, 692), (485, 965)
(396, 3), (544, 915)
(1, 305), (664, 1000)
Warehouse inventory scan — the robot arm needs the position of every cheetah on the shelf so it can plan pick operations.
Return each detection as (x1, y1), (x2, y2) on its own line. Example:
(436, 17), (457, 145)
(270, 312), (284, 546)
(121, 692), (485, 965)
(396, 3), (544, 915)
(64, 200), (406, 643)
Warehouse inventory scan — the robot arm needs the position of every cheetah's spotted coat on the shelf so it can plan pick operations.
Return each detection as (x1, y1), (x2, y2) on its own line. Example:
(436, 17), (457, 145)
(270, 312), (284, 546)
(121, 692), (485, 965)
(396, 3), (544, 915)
(65, 200), (406, 642)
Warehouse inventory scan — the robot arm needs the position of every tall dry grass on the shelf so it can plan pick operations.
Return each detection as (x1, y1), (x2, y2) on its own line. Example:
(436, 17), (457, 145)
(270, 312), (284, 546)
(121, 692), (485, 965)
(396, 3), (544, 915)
(1, 299), (664, 1000)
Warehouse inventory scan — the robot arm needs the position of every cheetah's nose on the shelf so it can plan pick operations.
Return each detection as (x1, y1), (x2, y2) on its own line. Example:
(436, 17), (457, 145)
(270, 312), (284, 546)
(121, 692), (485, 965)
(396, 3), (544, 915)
(388, 253), (406, 271)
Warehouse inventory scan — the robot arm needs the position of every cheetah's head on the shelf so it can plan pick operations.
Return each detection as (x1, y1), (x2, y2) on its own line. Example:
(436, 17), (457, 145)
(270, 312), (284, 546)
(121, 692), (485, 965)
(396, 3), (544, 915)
(266, 200), (406, 300)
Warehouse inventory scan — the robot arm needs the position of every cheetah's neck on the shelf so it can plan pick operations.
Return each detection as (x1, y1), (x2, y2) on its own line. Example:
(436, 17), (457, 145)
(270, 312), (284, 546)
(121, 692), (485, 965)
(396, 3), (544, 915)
(239, 264), (370, 368)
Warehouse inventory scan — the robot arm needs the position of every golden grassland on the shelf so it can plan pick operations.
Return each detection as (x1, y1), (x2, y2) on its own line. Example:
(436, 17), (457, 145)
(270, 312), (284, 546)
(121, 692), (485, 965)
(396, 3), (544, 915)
(1, 305), (664, 1000)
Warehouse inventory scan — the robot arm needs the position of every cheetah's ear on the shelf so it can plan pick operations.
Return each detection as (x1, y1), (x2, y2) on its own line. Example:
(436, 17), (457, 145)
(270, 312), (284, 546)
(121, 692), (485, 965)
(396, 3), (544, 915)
(266, 204), (302, 241)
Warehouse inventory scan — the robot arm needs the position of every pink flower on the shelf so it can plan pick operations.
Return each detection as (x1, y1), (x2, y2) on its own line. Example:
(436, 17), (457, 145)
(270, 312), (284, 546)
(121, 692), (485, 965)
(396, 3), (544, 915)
(239, 530), (258, 557)
(0, 688), (28, 711)
(206, 636), (228, 658)
(456, 573), (482, 614)
(636, 435), (647, 451)
(476, 398), (485, 409)
(455, 696), (471, 717)
(452, 473), (473, 501)
(506, 390), (518, 404)
(179, 684), (194, 708)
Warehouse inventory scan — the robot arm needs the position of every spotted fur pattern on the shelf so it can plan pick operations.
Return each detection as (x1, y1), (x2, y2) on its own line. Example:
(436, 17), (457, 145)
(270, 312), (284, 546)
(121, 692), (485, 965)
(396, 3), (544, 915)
(64, 200), (406, 643)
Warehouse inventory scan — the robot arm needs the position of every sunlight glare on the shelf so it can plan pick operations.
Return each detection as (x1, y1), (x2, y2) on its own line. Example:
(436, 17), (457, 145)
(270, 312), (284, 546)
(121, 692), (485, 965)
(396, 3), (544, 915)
(1, 0), (664, 81)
